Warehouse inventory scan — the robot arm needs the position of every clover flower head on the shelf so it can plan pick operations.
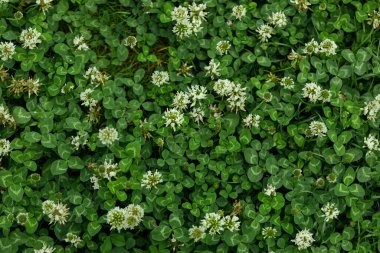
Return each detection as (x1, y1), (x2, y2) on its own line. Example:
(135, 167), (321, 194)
(20, 27), (42, 49)
(201, 212), (225, 235)
(227, 82), (247, 112)
(321, 202), (339, 222)
(65, 233), (82, 248)
(243, 114), (260, 128)
(73, 35), (89, 51)
(319, 38), (338, 56)
(151, 70), (170, 87)
(223, 215), (240, 232)
(188, 225), (206, 242)
(367, 8), (380, 29)
(264, 184), (277, 196)
(256, 24), (274, 43)
(98, 127), (119, 146)
(190, 107), (205, 124)
(187, 85), (207, 107)
(0, 138), (12, 157)
(363, 134), (380, 152)
(280, 76), (295, 90)
(204, 59), (221, 80)
(0, 41), (16, 61)
(124, 36), (137, 48)
(309, 121), (327, 137)
(213, 79), (233, 97)
(303, 39), (319, 55)
(262, 226), (277, 239)
(268, 11), (287, 27)
(302, 82), (322, 103)
(163, 108), (184, 131)
(80, 88), (98, 108)
(216, 40), (231, 55)
(141, 170), (163, 189)
(34, 243), (55, 253)
(173, 91), (190, 111)
(232, 5), (247, 20)
(291, 228), (315, 250)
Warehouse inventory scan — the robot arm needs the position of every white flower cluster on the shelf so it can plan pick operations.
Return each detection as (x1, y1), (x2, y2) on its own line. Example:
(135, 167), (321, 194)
(34, 243), (55, 253)
(172, 91), (190, 111)
(262, 226), (277, 239)
(73, 36), (89, 51)
(189, 212), (240, 242)
(256, 11), (287, 43)
(71, 131), (89, 150)
(367, 8), (380, 29)
(302, 82), (332, 103)
(16, 212), (29, 225)
(268, 11), (287, 27)
(280, 76), (295, 90)
(216, 40), (231, 55)
(64, 233), (82, 248)
(290, 0), (311, 12)
(151, 70), (170, 87)
(98, 126), (119, 146)
(204, 59), (221, 80)
(303, 38), (338, 56)
(20, 27), (42, 49)
(106, 204), (144, 232)
(187, 85), (207, 107)
(0, 41), (16, 61)
(84, 66), (109, 86)
(42, 200), (70, 225)
(362, 94), (380, 120)
(80, 88), (98, 108)
(243, 114), (260, 128)
(60, 82), (75, 94)
(213, 79), (247, 112)
(97, 159), (119, 181)
(363, 134), (380, 153)
(291, 228), (315, 250)
(141, 170), (163, 189)
(232, 5), (247, 21)
(264, 184), (277, 196)
(190, 107), (205, 124)
(0, 105), (16, 127)
(308, 121), (328, 137)
(321, 202), (340, 222)
(0, 138), (12, 157)
(9, 77), (42, 97)
(163, 108), (184, 131)
(171, 3), (207, 39)
(36, 0), (53, 13)
(124, 36), (137, 48)
(256, 24), (274, 43)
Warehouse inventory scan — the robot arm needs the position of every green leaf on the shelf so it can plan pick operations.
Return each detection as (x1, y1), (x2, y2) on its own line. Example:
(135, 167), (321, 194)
(8, 184), (24, 202)
(356, 48), (371, 62)
(356, 167), (371, 183)
(25, 218), (38, 234)
(341, 49), (356, 63)
(58, 144), (72, 160)
(12, 106), (31, 124)
(100, 237), (112, 253)
(348, 184), (365, 197)
(333, 142), (346, 156)
(87, 221), (102, 236)
(50, 159), (68, 175)
(151, 225), (172, 241)
(241, 52), (256, 63)
(257, 56), (271, 67)
(126, 141), (141, 158)
(343, 167), (355, 186)
(111, 234), (125, 247)
(66, 117), (83, 130)
(334, 183), (349, 196)
(247, 166), (263, 182)
(223, 231), (240, 246)
(243, 148), (258, 164)
(338, 65), (352, 79)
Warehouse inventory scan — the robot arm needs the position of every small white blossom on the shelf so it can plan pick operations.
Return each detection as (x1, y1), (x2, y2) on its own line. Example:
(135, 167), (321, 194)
(34, 243), (55, 253)
(187, 85), (207, 107)
(16, 212), (29, 225)
(98, 127), (119, 146)
(64, 233), (82, 248)
(141, 170), (163, 189)
(363, 134), (380, 152)
(280, 76), (295, 90)
(0, 42), (16, 61)
(268, 11), (287, 27)
(151, 70), (169, 87)
(368, 8), (380, 29)
(321, 202), (339, 222)
(216, 40), (231, 55)
(362, 100), (380, 120)
(36, 0), (53, 13)
(71, 131), (88, 150)
(290, 0), (311, 12)
(319, 38), (337, 56)
(20, 27), (42, 49)
(124, 36), (137, 48)
(172, 19), (193, 39)
(188, 225), (206, 242)
(80, 88), (98, 108)
(291, 229), (315, 250)
(262, 226), (277, 239)
(243, 114), (260, 128)
(213, 79), (233, 97)
(163, 108), (184, 131)
(302, 82), (322, 103)
(256, 24), (274, 43)
(227, 82), (247, 112)
(173, 91), (190, 111)
(0, 138), (12, 157)
(190, 107), (204, 124)
(73, 36), (89, 51)
(90, 175), (100, 190)
(0, 0), (9, 4)
(320, 89), (332, 102)
(204, 59), (221, 80)
(98, 159), (119, 181)
(264, 184), (277, 196)
(303, 39), (319, 55)
(223, 215), (240, 232)
(309, 121), (327, 137)
(201, 212), (225, 235)
(106, 207), (127, 232)
(0, 105), (16, 127)
(232, 5), (247, 20)
(126, 204), (144, 221)
(60, 82), (75, 94)
(209, 104), (223, 119)
(171, 6), (189, 22)
(42, 200), (70, 225)
(84, 66), (109, 85)
(188, 2), (207, 22)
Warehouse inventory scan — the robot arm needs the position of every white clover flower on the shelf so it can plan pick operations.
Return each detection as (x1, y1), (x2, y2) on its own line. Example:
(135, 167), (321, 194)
(320, 89), (332, 102)
(302, 82), (322, 103)
(319, 38), (337, 56)
(34, 243), (55, 253)
(171, 6), (189, 22)
(256, 24), (274, 43)
(98, 159), (119, 181)
(243, 114), (260, 128)
(71, 131), (88, 150)
(291, 229), (315, 250)
(98, 127), (119, 146)
(24, 77), (42, 97)
(264, 184), (277, 196)
(47, 202), (70, 225)
(227, 82), (247, 112)
(60, 82), (75, 94)
(189, 225), (206, 242)
(173, 91), (190, 111)
(0, 42), (16, 61)
(20, 27), (42, 49)
(187, 85), (207, 107)
(216, 40), (231, 55)
(141, 170), (163, 189)
(73, 35), (89, 51)
(280, 76), (295, 90)
(362, 100), (380, 120)
(363, 134), (380, 152)
(36, 0), (53, 13)
(64, 233), (82, 248)
(151, 70), (169, 87)
(309, 121), (327, 137)
(303, 38), (319, 55)
(90, 175), (100, 190)
(173, 19), (193, 39)
(0, 105), (16, 127)
(326, 173), (337, 183)
(201, 212), (225, 235)
(126, 204), (144, 221)
(0, 0), (9, 4)
(84, 66), (109, 85)
(226, 20), (233, 26)
(204, 59), (221, 80)
(290, 0), (311, 12)
(107, 207), (127, 232)
(163, 108), (184, 131)
(190, 107), (204, 124)
(124, 36), (137, 48)
(209, 104), (223, 119)
(263, 92), (273, 102)
(262, 226), (277, 239)
(213, 79), (233, 97)
(42, 200), (55, 215)
(223, 215), (240, 232)
(176, 62), (193, 77)
(124, 214), (140, 229)
(232, 5), (247, 20)
(268, 11), (287, 27)
(321, 202), (339, 222)
(368, 8), (380, 29)
(80, 88), (98, 108)
(0, 138), (12, 157)
(16, 212), (29, 225)
(188, 2), (208, 22)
